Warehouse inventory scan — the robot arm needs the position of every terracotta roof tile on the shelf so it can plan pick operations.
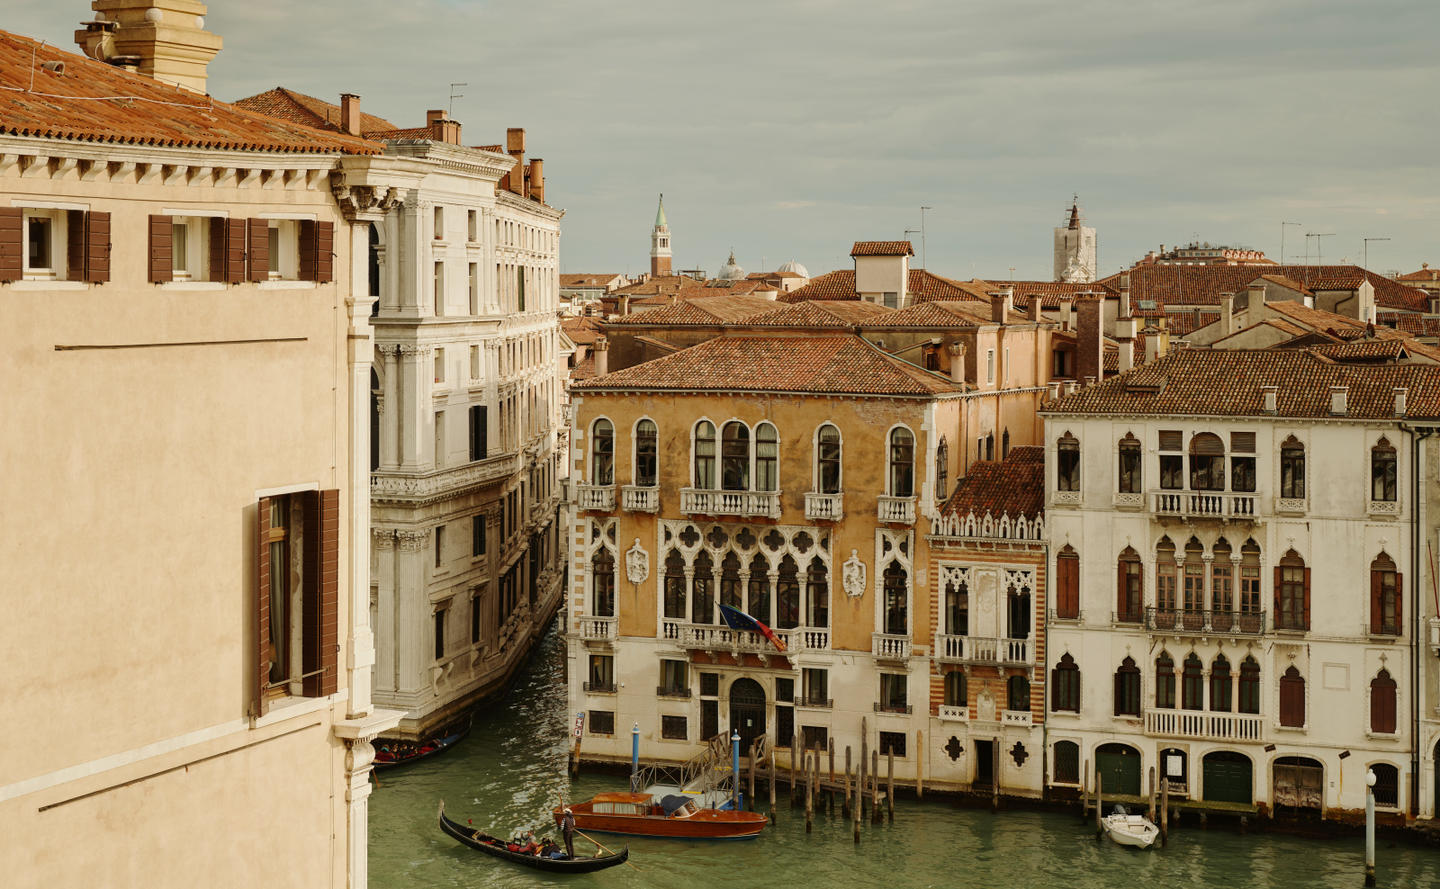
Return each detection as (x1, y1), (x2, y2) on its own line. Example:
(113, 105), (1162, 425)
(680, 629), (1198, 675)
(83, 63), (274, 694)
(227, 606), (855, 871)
(560, 317), (604, 345)
(779, 269), (989, 305)
(1099, 264), (1427, 313)
(1379, 312), (1440, 337)
(864, 300), (993, 328)
(735, 300), (895, 328)
(940, 450), (1044, 520)
(561, 274), (624, 288)
(1397, 265), (1440, 283)
(980, 279), (1118, 309)
(0, 32), (379, 155)
(851, 241), (914, 257)
(230, 86), (398, 135)
(573, 335), (962, 397)
(619, 295), (780, 326)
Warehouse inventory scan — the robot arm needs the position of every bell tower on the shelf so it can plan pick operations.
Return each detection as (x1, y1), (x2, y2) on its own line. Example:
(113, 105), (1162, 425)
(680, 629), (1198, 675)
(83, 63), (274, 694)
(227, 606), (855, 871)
(650, 194), (672, 278)
(1053, 195), (1097, 283)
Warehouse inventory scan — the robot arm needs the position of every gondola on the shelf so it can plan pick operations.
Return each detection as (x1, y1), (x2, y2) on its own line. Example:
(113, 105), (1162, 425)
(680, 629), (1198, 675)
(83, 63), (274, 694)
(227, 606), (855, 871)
(438, 802), (630, 873)
(373, 716), (472, 769)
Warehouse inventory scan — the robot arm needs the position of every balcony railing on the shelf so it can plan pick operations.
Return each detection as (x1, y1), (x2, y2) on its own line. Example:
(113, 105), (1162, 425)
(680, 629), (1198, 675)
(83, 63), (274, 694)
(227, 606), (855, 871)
(657, 685), (692, 699)
(933, 634), (1031, 666)
(582, 680), (616, 694)
(877, 495), (916, 525)
(791, 627), (830, 652)
(1145, 606), (1266, 636)
(873, 702), (913, 715)
(576, 616), (616, 641)
(1368, 498), (1402, 517)
(795, 696), (834, 709)
(576, 483), (615, 511)
(872, 633), (912, 660)
(938, 704), (969, 722)
(668, 621), (797, 654)
(1151, 490), (1257, 520)
(621, 485), (659, 512)
(1002, 710), (1033, 726)
(1144, 708), (1263, 742)
(804, 492), (844, 521)
(679, 488), (781, 519)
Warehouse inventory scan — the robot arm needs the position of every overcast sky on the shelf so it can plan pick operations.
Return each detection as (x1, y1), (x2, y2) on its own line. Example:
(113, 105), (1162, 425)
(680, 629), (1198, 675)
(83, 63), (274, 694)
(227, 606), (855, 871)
(13, 1), (1439, 280)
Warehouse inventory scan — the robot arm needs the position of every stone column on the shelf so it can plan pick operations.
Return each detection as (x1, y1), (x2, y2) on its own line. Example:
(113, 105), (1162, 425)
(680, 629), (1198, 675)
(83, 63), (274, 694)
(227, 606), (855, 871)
(371, 529), (396, 696)
(345, 737), (376, 889)
(381, 345), (400, 470)
(346, 295), (379, 719)
(395, 529), (432, 696)
(397, 345), (428, 470)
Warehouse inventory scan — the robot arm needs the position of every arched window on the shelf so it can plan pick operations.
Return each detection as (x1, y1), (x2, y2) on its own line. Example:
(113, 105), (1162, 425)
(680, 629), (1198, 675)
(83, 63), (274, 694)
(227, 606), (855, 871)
(1117, 433), (1141, 494)
(1182, 538), (1205, 628)
(1114, 656), (1141, 716)
(1057, 432), (1080, 492)
(694, 421), (716, 489)
(1371, 669), (1397, 734)
(944, 671), (967, 708)
(1210, 655), (1232, 712)
(1007, 573), (1031, 640)
(755, 422), (779, 492)
(1189, 432), (1225, 491)
(721, 421), (750, 491)
(776, 554), (800, 630)
(1156, 537), (1178, 616)
(1055, 545), (1080, 620)
(747, 553), (770, 625)
(1238, 656), (1261, 714)
(1371, 436), (1397, 502)
(1280, 435), (1306, 499)
(1370, 553), (1401, 636)
(591, 418), (614, 484)
(1280, 665), (1306, 727)
(889, 427), (915, 497)
(1276, 549), (1309, 631)
(1007, 675), (1030, 713)
(368, 223), (382, 304)
(1053, 740), (1080, 784)
(1211, 539), (1234, 628)
(1002, 428), (1011, 458)
(634, 419), (658, 487)
(663, 550), (686, 620)
(943, 571), (969, 635)
(1181, 653), (1204, 710)
(592, 548), (615, 617)
(1371, 763), (1399, 808)
(1117, 547), (1143, 623)
(935, 437), (949, 500)
(806, 557), (829, 628)
(816, 424), (842, 494)
(1239, 540), (1263, 631)
(691, 551), (714, 625)
(720, 552), (742, 612)
(1052, 653), (1080, 712)
(1155, 651), (1175, 710)
(882, 561), (908, 635)
(984, 432), (995, 461)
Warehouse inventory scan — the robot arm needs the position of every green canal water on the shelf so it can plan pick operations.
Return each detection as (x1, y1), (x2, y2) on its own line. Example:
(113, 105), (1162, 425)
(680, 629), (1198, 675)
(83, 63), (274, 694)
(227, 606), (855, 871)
(369, 622), (1440, 888)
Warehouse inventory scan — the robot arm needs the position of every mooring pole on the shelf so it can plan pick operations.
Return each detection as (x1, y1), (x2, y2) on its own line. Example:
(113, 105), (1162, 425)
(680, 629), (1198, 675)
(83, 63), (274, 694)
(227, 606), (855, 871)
(630, 723), (640, 791)
(1095, 764), (1103, 840)
(916, 730), (924, 800)
(731, 730), (741, 809)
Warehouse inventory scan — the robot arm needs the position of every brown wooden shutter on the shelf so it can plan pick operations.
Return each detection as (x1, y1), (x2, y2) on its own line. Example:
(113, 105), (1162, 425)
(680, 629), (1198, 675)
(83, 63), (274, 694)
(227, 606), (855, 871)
(298, 219), (317, 282)
(1116, 560), (1126, 619)
(1394, 573), (1404, 637)
(319, 488), (340, 695)
(1273, 566), (1282, 622)
(247, 217), (269, 283)
(1302, 567), (1311, 630)
(66, 210), (86, 281)
(225, 218), (246, 284)
(254, 497), (272, 718)
(315, 220), (334, 283)
(85, 211), (110, 283)
(148, 214), (173, 283)
(0, 207), (21, 282)
(1370, 569), (1383, 635)
(1058, 553), (1078, 619)
(208, 216), (226, 283)
(1279, 671), (1304, 727)
(1372, 677), (1396, 734)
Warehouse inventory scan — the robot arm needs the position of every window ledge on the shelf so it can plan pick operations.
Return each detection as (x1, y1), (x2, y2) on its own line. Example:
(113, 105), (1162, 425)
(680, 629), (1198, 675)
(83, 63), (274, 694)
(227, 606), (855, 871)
(1273, 724), (1308, 733)
(1111, 714), (1142, 725)
(161, 281), (227, 291)
(258, 280), (316, 290)
(1273, 628), (1309, 637)
(1367, 633), (1402, 643)
(250, 689), (346, 730)
(1365, 730), (1401, 741)
(10, 279), (89, 291)
(1049, 709), (1081, 719)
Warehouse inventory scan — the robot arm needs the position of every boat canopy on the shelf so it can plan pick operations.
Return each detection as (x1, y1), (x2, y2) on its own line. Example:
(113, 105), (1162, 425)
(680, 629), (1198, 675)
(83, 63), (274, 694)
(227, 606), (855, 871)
(660, 795), (691, 815)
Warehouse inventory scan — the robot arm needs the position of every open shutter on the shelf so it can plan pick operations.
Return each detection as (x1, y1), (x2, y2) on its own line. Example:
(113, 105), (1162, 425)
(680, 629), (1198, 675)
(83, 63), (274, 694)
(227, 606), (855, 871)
(1273, 566), (1282, 623)
(1301, 567), (1311, 630)
(1394, 573), (1404, 637)
(1370, 569), (1383, 635)
(0, 207), (21, 282)
(208, 216), (226, 283)
(86, 211), (110, 283)
(66, 209), (86, 281)
(225, 218), (246, 284)
(254, 497), (272, 718)
(247, 217), (269, 283)
(148, 214), (173, 283)
(319, 489), (340, 696)
(1116, 560), (1126, 619)
(316, 220), (334, 283)
(298, 220), (317, 281)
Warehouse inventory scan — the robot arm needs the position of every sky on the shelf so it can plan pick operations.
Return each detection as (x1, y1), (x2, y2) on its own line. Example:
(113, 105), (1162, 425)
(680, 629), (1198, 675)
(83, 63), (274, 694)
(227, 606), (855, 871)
(12, 1), (1439, 281)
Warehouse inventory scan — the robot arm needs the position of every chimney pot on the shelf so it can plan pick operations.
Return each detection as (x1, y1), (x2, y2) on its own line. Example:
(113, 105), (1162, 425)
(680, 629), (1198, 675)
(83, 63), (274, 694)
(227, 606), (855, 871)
(528, 158), (545, 203)
(1330, 385), (1348, 416)
(947, 341), (967, 385)
(991, 291), (1011, 324)
(426, 109), (446, 126)
(593, 335), (609, 377)
(340, 93), (361, 136)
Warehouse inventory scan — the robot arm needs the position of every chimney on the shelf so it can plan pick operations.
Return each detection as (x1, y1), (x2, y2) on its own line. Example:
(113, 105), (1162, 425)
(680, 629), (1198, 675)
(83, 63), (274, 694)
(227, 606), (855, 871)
(1117, 337), (1134, 373)
(426, 110), (461, 145)
(77, 2), (222, 94)
(593, 336), (609, 377)
(1220, 292), (1235, 338)
(1029, 296), (1043, 322)
(1330, 386), (1348, 416)
(1047, 381), (1061, 401)
(947, 341), (967, 385)
(1248, 281), (1265, 309)
(506, 127), (526, 195)
(991, 290), (1011, 324)
(1064, 380), (1079, 396)
(1119, 273), (1132, 318)
(528, 158), (544, 204)
(340, 93), (361, 136)
(1394, 387), (1408, 417)
(1058, 297), (1074, 331)
(1262, 385), (1278, 414)
(1075, 298), (1104, 385)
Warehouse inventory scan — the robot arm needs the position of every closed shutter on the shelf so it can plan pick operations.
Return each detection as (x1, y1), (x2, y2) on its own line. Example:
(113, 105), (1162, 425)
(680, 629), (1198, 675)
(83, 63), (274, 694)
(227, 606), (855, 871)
(1370, 569), (1383, 635)
(1158, 430), (1182, 451)
(247, 217), (269, 282)
(1116, 560), (1126, 619)
(66, 209), (86, 281)
(225, 218), (246, 284)
(1372, 679), (1396, 734)
(208, 216), (226, 283)
(85, 211), (110, 283)
(254, 497), (272, 719)
(319, 488), (339, 696)
(1302, 567), (1311, 630)
(148, 214), (173, 283)
(1230, 431), (1256, 453)
(1190, 433), (1224, 455)
(1273, 566), (1282, 621)
(301, 491), (321, 698)
(1058, 553), (1078, 618)
(1393, 573), (1404, 637)
(298, 220), (317, 282)
(1279, 671), (1305, 727)
(315, 220), (334, 283)
(0, 207), (21, 282)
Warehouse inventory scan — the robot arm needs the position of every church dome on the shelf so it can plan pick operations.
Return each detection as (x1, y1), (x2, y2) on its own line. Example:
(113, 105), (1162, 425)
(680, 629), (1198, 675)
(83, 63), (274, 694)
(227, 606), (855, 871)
(776, 259), (809, 278)
(718, 250), (745, 281)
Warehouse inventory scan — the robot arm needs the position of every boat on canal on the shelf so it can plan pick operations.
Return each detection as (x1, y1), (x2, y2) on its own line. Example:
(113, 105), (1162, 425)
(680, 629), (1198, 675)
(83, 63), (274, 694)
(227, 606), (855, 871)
(554, 790), (768, 839)
(438, 802), (630, 873)
(1102, 807), (1159, 849)
(374, 716), (472, 769)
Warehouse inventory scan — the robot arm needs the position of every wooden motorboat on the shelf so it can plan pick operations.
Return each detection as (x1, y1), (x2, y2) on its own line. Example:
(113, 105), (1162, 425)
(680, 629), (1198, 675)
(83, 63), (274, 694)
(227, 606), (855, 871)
(555, 791), (768, 839)
(1102, 809), (1159, 848)
(438, 802), (629, 873)
(374, 717), (471, 769)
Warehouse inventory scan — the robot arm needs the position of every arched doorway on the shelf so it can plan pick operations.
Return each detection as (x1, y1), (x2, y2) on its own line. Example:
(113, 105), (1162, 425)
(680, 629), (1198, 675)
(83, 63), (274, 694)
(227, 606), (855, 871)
(729, 678), (766, 754)
(1203, 751), (1253, 804)
(1096, 742), (1142, 796)
(1159, 747), (1189, 798)
(1274, 755), (1324, 816)
(369, 367), (381, 471)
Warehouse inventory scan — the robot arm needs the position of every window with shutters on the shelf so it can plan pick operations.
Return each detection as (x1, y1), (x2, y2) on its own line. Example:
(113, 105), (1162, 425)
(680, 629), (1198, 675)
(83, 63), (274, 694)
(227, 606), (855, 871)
(1280, 437), (1306, 499)
(1155, 651), (1175, 709)
(1156, 537), (1177, 615)
(1371, 437), (1397, 502)
(1114, 656), (1141, 716)
(1117, 547), (1143, 623)
(1275, 549), (1309, 631)
(1239, 540), (1263, 623)
(588, 710), (615, 735)
(1279, 665), (1306, 727)
(661, 716), (688, 740)
(634, 419), (658, 487)
(266, 220), (301, 280)
(1159, 429), (1184, 490)
(1052, 653), (1080, 712)
(591, 418), (614, 484)
(1117, 433), (1142, 493)
(1370, 670), (1397, 734)
(1053, 741), (1080, 784)
(1370, 553), (1401, 636)
(816, 424), (842, 494)
(1210, 655), (1232, 712)
(1056, 432), (1080, 492)
(1211, 539), (1234, 619)
(1055, 545), (1079, 619)
(1189, 432), (1226, 490)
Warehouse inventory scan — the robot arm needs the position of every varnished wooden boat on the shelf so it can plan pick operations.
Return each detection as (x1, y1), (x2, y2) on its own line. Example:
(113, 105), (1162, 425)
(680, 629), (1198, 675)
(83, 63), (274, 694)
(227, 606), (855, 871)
(555, 792), (768, 839)
(374, 717), (471, 769)
(438, 802), (629, 873)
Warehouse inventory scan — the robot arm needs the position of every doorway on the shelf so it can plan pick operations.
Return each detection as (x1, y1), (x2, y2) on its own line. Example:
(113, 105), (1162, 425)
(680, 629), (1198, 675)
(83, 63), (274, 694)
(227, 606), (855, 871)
(729, 678), (766, 754)
(975, 739), (996, 787)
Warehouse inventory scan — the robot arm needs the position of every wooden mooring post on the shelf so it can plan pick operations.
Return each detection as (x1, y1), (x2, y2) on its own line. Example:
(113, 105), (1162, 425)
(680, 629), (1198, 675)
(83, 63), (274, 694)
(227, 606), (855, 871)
(1147, 766), (1156, 822)
(871, 749), (882, 825)
(852, 761), (862, 844)
(1081, 759), (1090, 820)
(748, 741), (757, 811)
(828, 739), (836, 813)
(886, 750), (895, 823)
(791, 732), (800, 802)
(843, 746), (853, 818)
(1094, 765), (1104, 839)
(768, 751), (777, 823)
(1160, 774), (1169, 847)
(859, 722), (869, 820)
(805, 752), (814, 833)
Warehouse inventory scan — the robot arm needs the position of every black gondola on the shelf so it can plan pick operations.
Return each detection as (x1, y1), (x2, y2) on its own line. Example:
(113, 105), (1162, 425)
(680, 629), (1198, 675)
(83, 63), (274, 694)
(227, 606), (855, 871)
(437, 802), (629, 874)
(373, 716), (472, 769)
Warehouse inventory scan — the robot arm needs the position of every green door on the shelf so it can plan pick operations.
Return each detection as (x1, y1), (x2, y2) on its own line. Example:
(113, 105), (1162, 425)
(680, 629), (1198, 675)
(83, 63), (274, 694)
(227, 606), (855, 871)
(1096, 745), (1141, 796)
(1203, 752), (1253, 804)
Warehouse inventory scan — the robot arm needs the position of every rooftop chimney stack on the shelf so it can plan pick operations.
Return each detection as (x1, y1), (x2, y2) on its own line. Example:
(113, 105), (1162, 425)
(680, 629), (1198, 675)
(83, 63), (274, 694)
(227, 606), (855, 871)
(1059, 297), (1074, 331)
(426, 109), (461, 145)
(1075, 298), (1104, 385)
(528, 158), (544, 204)
(76, 1), (222, 94)
(1220, 292), (1235, 337)
(506, 127), (526, 196)
(947, 341), (967, 386)
(991, 290), (1011, 324)
(593, 336), (609, 377)
(1119, 273), (1132, 318)
(340, 93), (361, 136)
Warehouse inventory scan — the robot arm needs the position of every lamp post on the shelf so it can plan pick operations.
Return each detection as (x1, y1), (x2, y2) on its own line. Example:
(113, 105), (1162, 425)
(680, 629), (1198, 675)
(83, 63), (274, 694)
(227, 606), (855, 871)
(1365, 768), (1376, 887)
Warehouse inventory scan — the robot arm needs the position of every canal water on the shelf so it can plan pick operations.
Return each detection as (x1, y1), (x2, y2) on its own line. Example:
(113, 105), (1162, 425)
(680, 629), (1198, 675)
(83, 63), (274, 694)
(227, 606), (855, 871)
(369, 622), (1440, 888)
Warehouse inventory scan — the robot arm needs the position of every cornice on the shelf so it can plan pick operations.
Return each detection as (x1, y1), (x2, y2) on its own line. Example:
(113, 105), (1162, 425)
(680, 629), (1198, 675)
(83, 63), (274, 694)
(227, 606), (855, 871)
(0, 134), (342, 174)
(371, 455), (519, 505)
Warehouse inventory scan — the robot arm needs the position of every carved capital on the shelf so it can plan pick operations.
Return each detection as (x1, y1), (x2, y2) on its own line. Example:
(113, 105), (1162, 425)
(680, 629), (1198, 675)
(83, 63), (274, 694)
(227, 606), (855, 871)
(394, 529), (431, 551)
(331, 183), (402, 223)
(372, 528), (395, 549)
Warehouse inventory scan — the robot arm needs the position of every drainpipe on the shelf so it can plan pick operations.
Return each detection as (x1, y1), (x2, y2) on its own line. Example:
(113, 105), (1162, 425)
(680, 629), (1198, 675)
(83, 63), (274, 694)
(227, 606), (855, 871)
(1400, 422), (1434, 819)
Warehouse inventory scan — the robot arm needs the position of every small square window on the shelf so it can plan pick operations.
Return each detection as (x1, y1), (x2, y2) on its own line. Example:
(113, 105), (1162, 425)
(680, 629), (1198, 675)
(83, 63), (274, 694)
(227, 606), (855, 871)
(27, 216), (52, 270)
(700, 672), (719, 697)
(801, 725), (828, 751)
(588, 710), (615, 735)
(878, 731), (906, 758)
(661, 715), (688, 740)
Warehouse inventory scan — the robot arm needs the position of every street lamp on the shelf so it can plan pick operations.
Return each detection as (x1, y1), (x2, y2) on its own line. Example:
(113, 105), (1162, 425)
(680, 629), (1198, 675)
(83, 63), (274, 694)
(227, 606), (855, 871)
(1364, 768), (1376, 887)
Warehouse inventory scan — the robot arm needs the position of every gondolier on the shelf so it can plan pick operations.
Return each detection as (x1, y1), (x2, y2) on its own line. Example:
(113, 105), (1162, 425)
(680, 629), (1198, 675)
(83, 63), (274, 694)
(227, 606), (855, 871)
(560, 807), (577, 858)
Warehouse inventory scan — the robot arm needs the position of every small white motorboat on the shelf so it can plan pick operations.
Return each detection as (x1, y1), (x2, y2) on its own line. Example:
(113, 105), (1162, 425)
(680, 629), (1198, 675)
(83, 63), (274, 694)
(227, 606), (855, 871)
(1102, 807), (1159, 849)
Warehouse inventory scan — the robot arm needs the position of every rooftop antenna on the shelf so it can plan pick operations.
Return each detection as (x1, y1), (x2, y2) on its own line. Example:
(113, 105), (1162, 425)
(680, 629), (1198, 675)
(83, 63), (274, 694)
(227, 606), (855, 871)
(1280, 221), (1302, 265)
(448, 82), (467, 118)
(920, 206), (933, 270)
(1363, 237), (1390, 271)
(1306, 232), (1335, 266)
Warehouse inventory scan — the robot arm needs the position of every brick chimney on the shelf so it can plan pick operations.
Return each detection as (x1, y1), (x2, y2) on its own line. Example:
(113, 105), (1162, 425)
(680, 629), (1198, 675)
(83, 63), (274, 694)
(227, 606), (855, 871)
(340, 93), (361, 136)
(1075, 298), (1104, 385)
(991, 290), (1011, 324)
(505, 127), (526, 196)
(427, 110), (461, 145)
(528, 158), (544, 204)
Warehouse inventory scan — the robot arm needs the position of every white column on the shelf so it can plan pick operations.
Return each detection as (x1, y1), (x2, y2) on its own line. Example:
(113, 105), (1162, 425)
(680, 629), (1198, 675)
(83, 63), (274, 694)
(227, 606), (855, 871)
(346, 295), (379, 718)
(381, 346), (400, 470)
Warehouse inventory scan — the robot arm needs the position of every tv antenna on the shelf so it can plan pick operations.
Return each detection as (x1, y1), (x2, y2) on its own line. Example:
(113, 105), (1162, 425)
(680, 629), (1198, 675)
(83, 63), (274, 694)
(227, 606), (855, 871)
(449, 82), (468, 117)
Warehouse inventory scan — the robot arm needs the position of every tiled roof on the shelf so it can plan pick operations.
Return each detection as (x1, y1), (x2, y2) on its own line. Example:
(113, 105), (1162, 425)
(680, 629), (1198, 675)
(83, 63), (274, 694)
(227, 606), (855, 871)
(981, 279), (1118, 309)
(735, 300), (895, 328)
(1256, 274), (1313, 295)
(863, 300), (994, 328)
(573, 335), (961, 397)
(779, 269), (989, 304)
(569, 355), (596, 382)
(230, 86), (398, 136)
(617, 295), (779, 326)
(0, 32), (379, 155)
(1045, 348), (1440, 419)
(561, 274), (623, 288)
(614, 275), (777, 303)
(1135, 308), (1220, 337)
(1379, 312), (1440, 337)
(851, 241), (914, 257)
(1307, 340), (1410, 361)
(941, 451), (1044, 520)
(560, 317), (603, 345)
(1397, 265), (1440, 283)
(1099, 263), (1427, 313)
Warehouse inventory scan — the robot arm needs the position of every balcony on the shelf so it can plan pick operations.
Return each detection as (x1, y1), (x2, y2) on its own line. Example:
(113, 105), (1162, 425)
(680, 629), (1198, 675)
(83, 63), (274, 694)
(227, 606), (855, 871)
(1002, 710), (1033, 726)
(873, 702), (913, 715)
(657, 685), (692, 699)
(872, 633), (912, 660)
(679, 488), (781, 519)
(804, 492), (844, 521)
(877, 495), (916, 525)
(938, 704), (969, 722)
(1145, 708), (1263, 742)
(667, 621), (796, 654)
(576, 616), (616, 641)
(791, 626), (831, 652)
(795, 696), (833, 710)
(1368, 498), (1401, 518)
(621, 485), (659, 512)
(1144, 606), (1266, 636)
(576, 483), (615, 511)
(1151, 490), (1257, 520)
(582, 680), (616, 694)
(933, 634), (1031, 666)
